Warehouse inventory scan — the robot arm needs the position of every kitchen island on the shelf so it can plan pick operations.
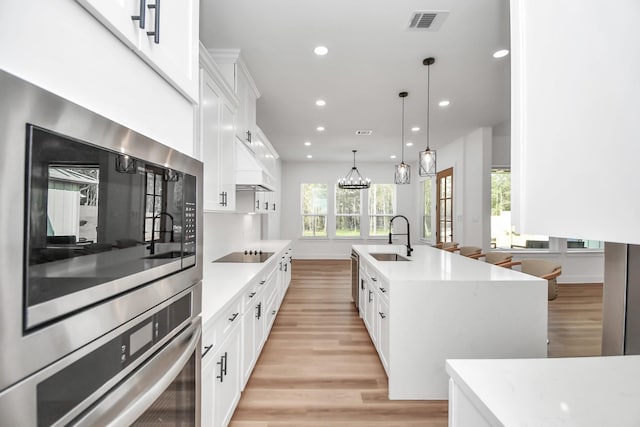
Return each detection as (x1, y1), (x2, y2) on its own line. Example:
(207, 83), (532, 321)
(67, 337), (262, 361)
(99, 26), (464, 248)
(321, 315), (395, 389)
(352, 244), (548, 400)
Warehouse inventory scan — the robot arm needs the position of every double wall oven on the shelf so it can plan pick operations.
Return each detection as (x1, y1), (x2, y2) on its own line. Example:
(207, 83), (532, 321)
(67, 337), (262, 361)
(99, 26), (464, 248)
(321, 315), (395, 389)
(0, 70), (203, 425)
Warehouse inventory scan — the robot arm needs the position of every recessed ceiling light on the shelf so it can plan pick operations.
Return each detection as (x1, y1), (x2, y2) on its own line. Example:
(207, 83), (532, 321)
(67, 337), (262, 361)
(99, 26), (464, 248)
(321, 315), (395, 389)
(316, 126), (325, 132)
(439, 100), (450, 107)
(315, 99), (326, 107)
(314, 46), (328, 56)
(306, 154), (313, 159)
(406, 142), (414, 147)
(493, 49), (509, 58)
(390, 155), (397, 159)
(304, 141), (311, 146)
(411, 127), (420, 132)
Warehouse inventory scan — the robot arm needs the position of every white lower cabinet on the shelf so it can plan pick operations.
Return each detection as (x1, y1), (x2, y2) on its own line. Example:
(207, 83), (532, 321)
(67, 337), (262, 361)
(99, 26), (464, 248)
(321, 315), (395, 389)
(363, 280), (377, 343)
(202, 319), (241, 427)
(377, 297), (390, 375)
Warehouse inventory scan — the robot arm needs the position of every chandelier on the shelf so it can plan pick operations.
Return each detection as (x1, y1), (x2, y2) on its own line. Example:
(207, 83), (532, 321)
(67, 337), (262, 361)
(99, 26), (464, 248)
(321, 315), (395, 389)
(338, 150), (371, 189)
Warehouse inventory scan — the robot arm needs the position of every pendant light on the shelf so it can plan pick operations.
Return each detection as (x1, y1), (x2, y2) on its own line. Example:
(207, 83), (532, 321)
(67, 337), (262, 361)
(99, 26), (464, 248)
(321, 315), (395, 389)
(338, 150), (371, 189)
(395, 91), (411, 184)
(419, 57), (437, 177)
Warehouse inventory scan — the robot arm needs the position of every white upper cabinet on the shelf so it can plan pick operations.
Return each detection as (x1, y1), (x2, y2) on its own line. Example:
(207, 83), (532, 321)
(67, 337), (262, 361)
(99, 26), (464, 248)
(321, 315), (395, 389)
(75, 0), (199, 102)
(208, 49), (260, 147)
(199, 46), (239, 212)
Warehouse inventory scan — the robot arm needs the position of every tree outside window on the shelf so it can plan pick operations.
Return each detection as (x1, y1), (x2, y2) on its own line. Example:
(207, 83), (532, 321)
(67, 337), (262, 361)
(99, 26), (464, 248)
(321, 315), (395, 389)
(335, 186), (361, 237)
(369, 184), (396, 236)
(301, 183), (327, 237)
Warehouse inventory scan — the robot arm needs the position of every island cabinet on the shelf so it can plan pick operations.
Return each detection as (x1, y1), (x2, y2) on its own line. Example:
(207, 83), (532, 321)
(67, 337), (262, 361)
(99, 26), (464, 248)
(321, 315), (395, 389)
(353, 244), (548, 400)
(75, 0), (199, 101)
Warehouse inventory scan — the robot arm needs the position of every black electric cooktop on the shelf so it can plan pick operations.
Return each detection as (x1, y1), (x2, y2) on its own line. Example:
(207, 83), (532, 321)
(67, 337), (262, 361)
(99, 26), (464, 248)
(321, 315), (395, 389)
(213, 250), (274, 263)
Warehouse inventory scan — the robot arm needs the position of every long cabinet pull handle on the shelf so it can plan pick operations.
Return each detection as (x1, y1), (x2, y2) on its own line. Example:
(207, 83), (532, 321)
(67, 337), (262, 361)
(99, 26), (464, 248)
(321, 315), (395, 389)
(284, 264), (287, 272)
(361, 279), (364, 290)
(146, 0), (160, 44)
(220, 192), (225, 206)
(249, 292), (256, 298)
(216, 356), (224, 382)
(264, 202), (269, 210)
(131, 0), (146, 28)
(272, 203), (276, 211)
(379, 312), (386, 319)
(222, 351), (228, 376)
(228, 312), (239, 322)
(202, 344), (213, 359)
(379, 287), (387, 293)
(368, 290), (373, 303)
(256, 200), (260, 209)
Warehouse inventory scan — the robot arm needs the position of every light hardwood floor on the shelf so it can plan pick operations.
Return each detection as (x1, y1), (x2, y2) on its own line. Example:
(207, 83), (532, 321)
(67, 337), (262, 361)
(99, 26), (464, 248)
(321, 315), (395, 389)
(229, 260), (603, 426)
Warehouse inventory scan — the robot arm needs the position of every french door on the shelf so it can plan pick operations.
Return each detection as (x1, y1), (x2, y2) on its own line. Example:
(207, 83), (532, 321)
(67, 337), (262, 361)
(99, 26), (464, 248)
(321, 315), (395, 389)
(436, 167), (454, 244)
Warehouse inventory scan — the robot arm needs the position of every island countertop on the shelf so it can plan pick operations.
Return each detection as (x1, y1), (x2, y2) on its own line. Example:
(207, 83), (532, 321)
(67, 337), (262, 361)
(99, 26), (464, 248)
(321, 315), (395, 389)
(447, 356), (640, 426)
(352, 244), (540, 284)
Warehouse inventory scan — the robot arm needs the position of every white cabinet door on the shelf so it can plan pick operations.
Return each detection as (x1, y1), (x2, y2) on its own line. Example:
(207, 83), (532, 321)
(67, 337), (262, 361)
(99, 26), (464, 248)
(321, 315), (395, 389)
(137, 0), (199, 101)
(241, 299), (256, 388)
(364, 280), (377, 343)
(377, 297), (390, 374)
(212, 325), (241, 427)
(200, 69), (237, 212)
(218, 100), (237, 211)
(75, 0), (198, 101)
(201, 350), (215, 427)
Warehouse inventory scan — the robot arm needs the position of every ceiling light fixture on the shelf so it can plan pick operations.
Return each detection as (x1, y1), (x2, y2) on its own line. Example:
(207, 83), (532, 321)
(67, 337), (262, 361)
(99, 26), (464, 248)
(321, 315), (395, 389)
(406, 142), (414, 147)
(338, 150), (371, 189)
(493, 49), (509, 58)
(316, 126), (325, 132)
(411, 127), (420, 132)
(304, 141), (312, 146)
(390, 155), (397, 159)
(395, 91), (411, 184)
(314, 46), (328, 56)
(438, 100), (450, 107)
(306, 154), (313, 159)
(315, 99), (326, 106)
(419, 57), (437, 177)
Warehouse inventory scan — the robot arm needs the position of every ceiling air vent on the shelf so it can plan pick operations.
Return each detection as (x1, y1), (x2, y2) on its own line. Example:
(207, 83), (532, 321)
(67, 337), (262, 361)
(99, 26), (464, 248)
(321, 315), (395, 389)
(407, 11), (449, 31)
(355, 130), (373, 136)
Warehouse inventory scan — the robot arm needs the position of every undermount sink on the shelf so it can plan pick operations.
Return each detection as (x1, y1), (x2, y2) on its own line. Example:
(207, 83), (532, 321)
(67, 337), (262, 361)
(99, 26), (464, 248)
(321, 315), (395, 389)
(144, 250), (183, 260)
(369, 252), (410, 262)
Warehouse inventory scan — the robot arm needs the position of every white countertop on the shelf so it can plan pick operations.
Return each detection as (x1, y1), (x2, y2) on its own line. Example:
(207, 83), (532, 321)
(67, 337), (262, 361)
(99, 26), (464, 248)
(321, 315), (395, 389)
(447, 356), (640, 426)
(201, 240), (291, 325)
(353, 244), (538, 283)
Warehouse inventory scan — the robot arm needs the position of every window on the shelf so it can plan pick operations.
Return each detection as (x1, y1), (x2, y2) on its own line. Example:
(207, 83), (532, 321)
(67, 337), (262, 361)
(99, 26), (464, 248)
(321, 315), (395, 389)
(301, 183), (327, 237)
(566, 239), (604, 250)
(491, 168), (549, 249)
(368, 184), (396, 236)
(422, 179), (433, 239)
(144, 168), (165, 242)
(437, 168), (454, 243)
(335, 186), (361, 237)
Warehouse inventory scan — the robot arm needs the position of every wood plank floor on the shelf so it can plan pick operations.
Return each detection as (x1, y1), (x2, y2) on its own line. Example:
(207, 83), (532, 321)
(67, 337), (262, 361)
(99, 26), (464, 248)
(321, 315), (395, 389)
(229, 260), (603, 426)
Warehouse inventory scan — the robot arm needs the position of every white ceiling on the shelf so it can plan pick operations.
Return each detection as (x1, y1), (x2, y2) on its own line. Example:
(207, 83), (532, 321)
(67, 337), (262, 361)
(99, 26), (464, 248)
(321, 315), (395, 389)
(200, 0), (511, 163)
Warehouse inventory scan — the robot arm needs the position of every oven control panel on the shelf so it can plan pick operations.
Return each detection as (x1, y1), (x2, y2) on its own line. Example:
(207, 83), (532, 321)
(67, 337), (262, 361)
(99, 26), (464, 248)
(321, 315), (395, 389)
(183, 174), (197, 257)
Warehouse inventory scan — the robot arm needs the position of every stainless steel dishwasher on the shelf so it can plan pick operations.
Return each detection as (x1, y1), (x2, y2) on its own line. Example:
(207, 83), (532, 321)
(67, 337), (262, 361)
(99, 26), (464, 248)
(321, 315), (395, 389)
(351, 249), (359, 309)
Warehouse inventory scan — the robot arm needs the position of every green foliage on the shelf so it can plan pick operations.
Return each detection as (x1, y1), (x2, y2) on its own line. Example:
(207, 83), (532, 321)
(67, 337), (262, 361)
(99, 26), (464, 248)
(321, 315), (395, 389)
(491, 170), (511, 216)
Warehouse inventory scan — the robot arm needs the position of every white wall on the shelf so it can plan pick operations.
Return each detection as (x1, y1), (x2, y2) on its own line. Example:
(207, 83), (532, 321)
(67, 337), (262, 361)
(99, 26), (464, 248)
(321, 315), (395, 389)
(202, 212), (262, 262)
(492, 120), (511, 167)
(0, 0), (195, 156)
(510, 0), (640, 244)
(280, 161), (417, 259)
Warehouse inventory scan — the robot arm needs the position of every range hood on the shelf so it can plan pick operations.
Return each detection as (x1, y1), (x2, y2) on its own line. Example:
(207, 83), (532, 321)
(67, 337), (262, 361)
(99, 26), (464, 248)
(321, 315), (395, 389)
(236, 141), (275, 192)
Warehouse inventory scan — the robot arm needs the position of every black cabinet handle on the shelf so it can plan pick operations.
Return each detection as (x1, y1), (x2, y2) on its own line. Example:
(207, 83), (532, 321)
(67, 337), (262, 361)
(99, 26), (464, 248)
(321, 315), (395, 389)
(246, 130), (252, 143)
(146, 0), (160, 44)
(256, 302), (262, 319)
(228, 312), (239, 322)
(249, 291), (256, 298)
(371, 277), (377, 282)
(361, 278), (364, 290)
(131, 0), (146, 28)
(256, 200), (260, 209)
(272, 203), (276, 211)
(222, 351), (228, 376)
(264, 201), (269, 210)
(284, 264), (287, 272)
(379, 312), (386, 319)
(202, 344), (213, 359)
(272, 310), (276, 315)
(220, 191), (227, 207)
(259, 280), (265, 285)
(216, 355), (224, 382)
(379, 287), (387, 293)
(368, 290), (373, 303)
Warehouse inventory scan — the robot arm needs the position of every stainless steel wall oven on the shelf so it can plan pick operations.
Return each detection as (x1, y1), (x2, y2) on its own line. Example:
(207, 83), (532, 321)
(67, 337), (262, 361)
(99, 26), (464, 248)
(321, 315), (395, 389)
(0, 70), (203, 425)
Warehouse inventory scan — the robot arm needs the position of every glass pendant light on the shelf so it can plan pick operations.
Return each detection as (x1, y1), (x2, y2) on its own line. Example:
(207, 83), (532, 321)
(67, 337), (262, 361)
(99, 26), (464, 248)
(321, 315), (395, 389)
(419, 57), (437, 177)
(395, 91), (411, 184)
(338, 150), (371, 189)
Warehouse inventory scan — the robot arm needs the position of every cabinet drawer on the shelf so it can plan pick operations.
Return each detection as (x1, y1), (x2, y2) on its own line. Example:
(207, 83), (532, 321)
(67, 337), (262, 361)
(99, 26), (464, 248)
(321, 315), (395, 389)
(212, 295), (242, 348)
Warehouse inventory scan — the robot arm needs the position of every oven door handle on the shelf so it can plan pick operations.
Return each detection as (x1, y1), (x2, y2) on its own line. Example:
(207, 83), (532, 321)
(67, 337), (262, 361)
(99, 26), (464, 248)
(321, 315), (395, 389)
(72, 319), (201, 426)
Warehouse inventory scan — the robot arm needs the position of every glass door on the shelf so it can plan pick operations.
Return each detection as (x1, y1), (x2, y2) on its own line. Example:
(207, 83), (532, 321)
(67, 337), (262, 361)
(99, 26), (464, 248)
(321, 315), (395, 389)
(436, 167), (454, 244)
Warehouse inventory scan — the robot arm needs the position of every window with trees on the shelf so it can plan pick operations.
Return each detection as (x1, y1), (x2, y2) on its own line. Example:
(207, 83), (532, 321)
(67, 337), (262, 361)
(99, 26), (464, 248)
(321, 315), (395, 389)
(301, 183), (328, 237)
(368, 184), (396, 237)
(335, 186), (361, 237)
(422, 179), (433, 239)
